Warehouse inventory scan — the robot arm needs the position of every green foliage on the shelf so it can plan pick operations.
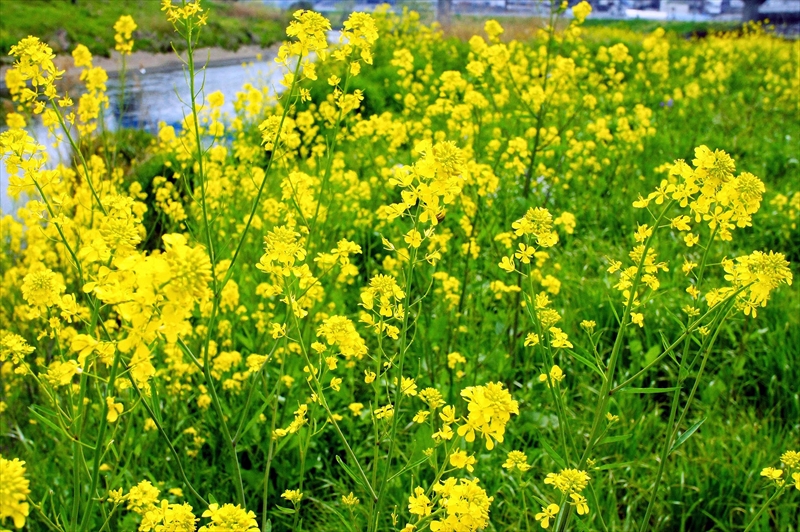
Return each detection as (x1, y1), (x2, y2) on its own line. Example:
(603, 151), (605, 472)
(0, 0), (285, 58)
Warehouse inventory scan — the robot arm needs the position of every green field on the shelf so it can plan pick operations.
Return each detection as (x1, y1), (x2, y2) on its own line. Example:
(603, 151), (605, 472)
(0, 0), (286, 58)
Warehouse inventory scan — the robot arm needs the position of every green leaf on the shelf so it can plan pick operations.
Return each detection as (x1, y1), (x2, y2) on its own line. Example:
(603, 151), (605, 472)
(568, 347), (606, 381)
(240, 392), (273, 439)
(669, 418), (706, 455)
(388, 457), (429, 483)
(599, 433), (633, 445)
(644, 344), (661, 365)
(335, 455), (367, 492)
(619, 386), (678, 394)
(28, 407), (70, 440)
(539, 437), (566, 469)
(596, 461), (637, 471)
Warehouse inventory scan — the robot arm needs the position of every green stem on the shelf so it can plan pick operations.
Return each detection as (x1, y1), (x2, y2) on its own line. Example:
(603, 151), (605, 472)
(578, 201), (673, 469)
(78, 347), (123, 531)
(289, 306), (377, 502)
(742, 488), (783, 532)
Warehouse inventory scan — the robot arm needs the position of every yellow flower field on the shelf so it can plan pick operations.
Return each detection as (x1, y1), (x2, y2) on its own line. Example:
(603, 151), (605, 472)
(1, 1), (798, 531)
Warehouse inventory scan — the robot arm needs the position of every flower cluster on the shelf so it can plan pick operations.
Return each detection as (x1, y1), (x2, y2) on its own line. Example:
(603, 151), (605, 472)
(759, 450), (800, 491)
(457, 382), (519, 450)
(429, 477), (493, 532)
(114, 15), (138, 55)
(7, 36), (63, 113)
(0, 456), (30, 529)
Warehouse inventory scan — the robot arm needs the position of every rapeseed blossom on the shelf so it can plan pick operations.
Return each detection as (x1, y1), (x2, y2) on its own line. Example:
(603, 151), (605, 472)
(199, 504), (258, 532)
(0, 5), (795, 532)
(0, 456), (30, 529)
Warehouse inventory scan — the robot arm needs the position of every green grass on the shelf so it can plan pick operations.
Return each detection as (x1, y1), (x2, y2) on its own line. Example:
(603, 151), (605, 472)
(582, 17), (741, 35)
(0, 0), (286, 59)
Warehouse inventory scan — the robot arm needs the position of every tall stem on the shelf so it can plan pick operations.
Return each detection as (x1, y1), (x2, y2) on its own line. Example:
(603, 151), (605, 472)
(578, 202), (673, 468)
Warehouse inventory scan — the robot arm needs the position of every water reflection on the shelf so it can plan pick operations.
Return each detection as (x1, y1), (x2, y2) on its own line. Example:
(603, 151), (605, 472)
(1, 55), (283, 214)
(108, 56), (284, 133)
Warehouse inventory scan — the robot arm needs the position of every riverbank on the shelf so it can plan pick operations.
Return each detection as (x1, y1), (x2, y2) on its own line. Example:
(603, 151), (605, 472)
(1, 42), (281, 86)
(0, 0), (286, 60)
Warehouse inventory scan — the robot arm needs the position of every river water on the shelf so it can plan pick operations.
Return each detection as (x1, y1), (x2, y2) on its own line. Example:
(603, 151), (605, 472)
(1, 52), (285, 214)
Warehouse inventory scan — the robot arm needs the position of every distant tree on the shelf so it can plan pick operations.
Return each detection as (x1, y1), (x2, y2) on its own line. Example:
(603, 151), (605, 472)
(742, 0), (766, 21)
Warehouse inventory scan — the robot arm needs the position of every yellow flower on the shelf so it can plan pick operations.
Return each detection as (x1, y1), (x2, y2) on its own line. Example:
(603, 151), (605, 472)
(429, 477), (492, 531)
(449, 450), (476, 472)
(199, 503), (258, 532)
(760, 467), (783, 483)
(524, 333), (540, 347)
(0, 456), (30, 529)
(142, 500), (197, 531)
(281, 489), (303, 504)
(404, 229), (422, 248)
(569, 493), (590, 515)
(544, 469), (591, 494)
(484, 19), (504, 41)
(499, 256), (516, 273)
(419, 388), (445, 408)
(106, 397), (123, 423)
(781, 450), (799, 468)
(440, 405), (457, 424)
(630, 312), (644, 327)
(549, 327), (573, 348)
(671, 215), (692, 231)
(571, 1), (592, 24)
(684, 233), (699, 247)
(457, 382), (518, 449)
(72, 44), (93, 68)
(447, 352), (466, 369)
(413, 410), (430, 423)
(535, 503), (559, 529)
(554, 211), (577, 234)
(374, 404), (394, 419)
(207, 90), (224, 108)
(342, 492), (360, 506)
(400, 376), (418, 396)
(21, 268), (65, 308)
(113, 15), (137, 55)
(127, 480), (161, 515)
(270, 323), (287, 339)
(408, 487), (431, 516)
(502, 450), (531, 472)
(0, 333), (35, 366)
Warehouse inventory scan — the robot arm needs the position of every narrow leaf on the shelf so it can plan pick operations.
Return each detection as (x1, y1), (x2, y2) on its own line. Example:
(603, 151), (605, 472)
(619, 386), (678, 394)
(335, 455), (366, 491)
(669, 418), (706, 455)
(599, 433), (633, 445)
(569, 348), (606, 381)
(539, 437), (566, 469)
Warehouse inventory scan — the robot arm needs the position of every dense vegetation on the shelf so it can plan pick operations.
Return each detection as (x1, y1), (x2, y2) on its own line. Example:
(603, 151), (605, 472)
(1, 2), (798, 532)
(0, 0), (286, 58)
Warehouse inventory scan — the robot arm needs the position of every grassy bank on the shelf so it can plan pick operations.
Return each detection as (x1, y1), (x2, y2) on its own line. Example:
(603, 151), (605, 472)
(0, 0), (286, 60)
